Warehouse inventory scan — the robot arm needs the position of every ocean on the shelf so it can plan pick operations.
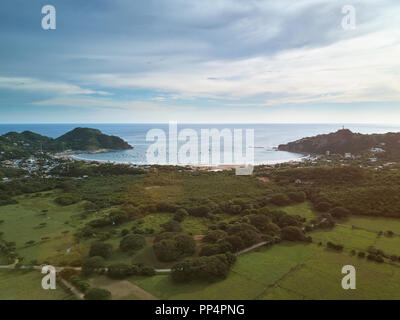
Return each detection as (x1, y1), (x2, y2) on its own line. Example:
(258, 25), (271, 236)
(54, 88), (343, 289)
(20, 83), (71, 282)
(1, 123), (400, 165)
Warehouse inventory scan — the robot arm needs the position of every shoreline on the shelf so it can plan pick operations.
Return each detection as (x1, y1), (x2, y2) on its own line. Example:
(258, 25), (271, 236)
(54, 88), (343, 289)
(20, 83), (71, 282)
(55, 149), (309, 171)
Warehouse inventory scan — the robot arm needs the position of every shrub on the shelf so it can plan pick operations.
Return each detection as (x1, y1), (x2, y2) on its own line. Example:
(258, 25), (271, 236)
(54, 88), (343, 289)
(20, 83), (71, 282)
(153, 239), (180, 262)
(54, 194), (80, 206)
(281, 226), (306, 242)
(153, 233), (195, 262)
(160, 220), (182, 232)
(82, 256), (105, 275)
(270, 194), (291, 206)
(84, 288), (111, 300)
(329, 207), (350, 219)
(203, 230), (228, 243)
(327, 241), (344, 251)
(119, 234), (146, 252)
(174, 208), (189, 222)
(171, 253), (237, 283)
(107, 263), (133, 279)
(287, 191), (306, 203)
(189, 206), (211, 217)
(315, 202), (332, 212)
(89, 242), (113, 259)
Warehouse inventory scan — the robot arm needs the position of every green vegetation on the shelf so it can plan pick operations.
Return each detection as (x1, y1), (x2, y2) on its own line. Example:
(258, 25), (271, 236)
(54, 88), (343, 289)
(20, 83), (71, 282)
(0, 269), (74, 300)
(1, 155), (400, 300)
(0, 127), (132, 160)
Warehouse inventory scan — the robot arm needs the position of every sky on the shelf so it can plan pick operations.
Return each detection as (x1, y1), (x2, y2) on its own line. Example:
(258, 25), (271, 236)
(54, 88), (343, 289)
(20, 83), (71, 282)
(0, 0), (400, 124)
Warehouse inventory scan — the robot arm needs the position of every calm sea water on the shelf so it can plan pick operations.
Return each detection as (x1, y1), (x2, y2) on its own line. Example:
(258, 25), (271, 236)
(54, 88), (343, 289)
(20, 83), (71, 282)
(1, 123), (400, 165)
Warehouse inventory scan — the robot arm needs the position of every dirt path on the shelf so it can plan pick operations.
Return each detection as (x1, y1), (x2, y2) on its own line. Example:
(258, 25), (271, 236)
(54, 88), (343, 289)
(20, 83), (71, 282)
(61, 279), (84, 300)
(235, 241), (269, 256)
(90, 275), (158, 300)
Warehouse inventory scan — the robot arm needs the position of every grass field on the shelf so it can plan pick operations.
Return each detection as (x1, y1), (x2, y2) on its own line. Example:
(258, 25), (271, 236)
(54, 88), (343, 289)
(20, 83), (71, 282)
(281, 202), (317, 221)
(345, 215), (400, 234)
(310, 225), (378, 252)
(0, 269), (74, 300)
(128, 242), (400, 300)
(0, 192), (91, 265)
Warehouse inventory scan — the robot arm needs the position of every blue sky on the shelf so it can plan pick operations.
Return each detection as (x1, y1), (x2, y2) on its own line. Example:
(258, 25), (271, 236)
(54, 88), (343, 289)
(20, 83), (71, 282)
(0, 0), (400, 123)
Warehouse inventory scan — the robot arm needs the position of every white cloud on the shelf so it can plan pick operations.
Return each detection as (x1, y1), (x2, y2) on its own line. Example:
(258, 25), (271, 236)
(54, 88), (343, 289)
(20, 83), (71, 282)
(0, 77), (110, 96)
(84, 28), (400, 105)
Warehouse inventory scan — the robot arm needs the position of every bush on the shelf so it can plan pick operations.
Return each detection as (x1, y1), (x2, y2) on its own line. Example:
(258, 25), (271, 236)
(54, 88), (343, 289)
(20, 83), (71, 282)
(199, 241), (233, 256)
(281, 226), (306, 242)
(287, 191), (306, 203)
(329, 207), (350, 219)
(82, 256), (105, 275)
(89, 242), (113, 259)
(84, 288), (111, 300)
(153, 239), (180, 262)
(107, 262), (155, 279)
(160, 220), (182, 233)
(171, 253), (237, 283)
(315, 202), (332, 212)
(107, 263), (133, 279)
(203, 230), (228, 243)
(327, 241), (344, 251)
(174, 209), (189, 222)
(189, 206), (211, 217)
(119, 234), (146, 252)
(270, 194), (291, 206)
(54, 194), (80, 206)
(153, 233), (195, 262)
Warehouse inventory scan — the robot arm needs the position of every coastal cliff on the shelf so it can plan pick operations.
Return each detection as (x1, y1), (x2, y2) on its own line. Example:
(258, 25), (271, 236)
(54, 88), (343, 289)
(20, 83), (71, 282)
(278, 129), (400, 156)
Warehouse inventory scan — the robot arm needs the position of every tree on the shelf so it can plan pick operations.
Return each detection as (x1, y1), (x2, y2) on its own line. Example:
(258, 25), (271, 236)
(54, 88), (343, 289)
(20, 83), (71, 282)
(160, 220), (182, 232)
(171, 253), (237, 283)
(84, 288), (111, 300)
(329, 207), (350, 219)
(174, 234), (196, 255)
(203, 230), (228, 243)
(270, 193), (291, 206)
(174, 208), (189, 222)
(89, 241), (113, 259)
(107, 263), (133, 279)
(315, 202), (331, 212)
(287, 191), (306, 203)
(153, 239), (179, 262)
(119, 234), (145, 252)
(281, 226), (306, 242)
(82, 256), (105, 275)
(153, 233), (195, 262)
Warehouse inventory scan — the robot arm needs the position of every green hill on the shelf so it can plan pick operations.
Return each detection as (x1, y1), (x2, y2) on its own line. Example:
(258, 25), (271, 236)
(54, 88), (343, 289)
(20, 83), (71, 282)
(56, 127), (132, 151)
(278, 129), (400, 159)
(0, 127), (132, 159)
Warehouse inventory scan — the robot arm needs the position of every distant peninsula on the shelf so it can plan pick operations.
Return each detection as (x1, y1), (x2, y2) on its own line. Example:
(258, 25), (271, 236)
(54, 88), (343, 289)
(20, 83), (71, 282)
(0, 127), (133, 159)
(278, 129), (400, 159)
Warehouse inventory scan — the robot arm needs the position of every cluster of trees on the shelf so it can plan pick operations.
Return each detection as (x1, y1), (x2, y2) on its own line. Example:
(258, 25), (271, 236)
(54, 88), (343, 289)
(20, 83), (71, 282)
(281, 226), (311, 242)
(153, 232), (196, 262)
(0, 178), (58, 206)
(51, 162), (144, 177)
(107, 262), (155, 279)
(119, 234), (146, 252)
(84, 288), (111, 300)
(272, 166), (365, 185)
(199, 208), (309, 256)
(327, 241), (344, 251)
(87, 209), (129, 229)
(171, 253), (236, 282)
